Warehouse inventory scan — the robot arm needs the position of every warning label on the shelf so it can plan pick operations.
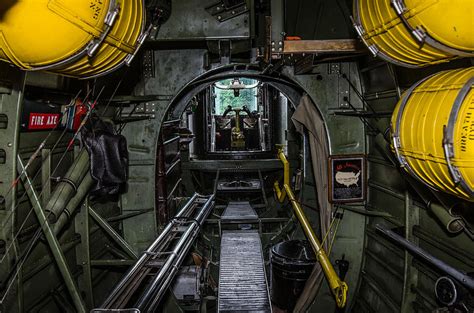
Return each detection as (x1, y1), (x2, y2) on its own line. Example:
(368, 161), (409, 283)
(28, 113), (60, 130)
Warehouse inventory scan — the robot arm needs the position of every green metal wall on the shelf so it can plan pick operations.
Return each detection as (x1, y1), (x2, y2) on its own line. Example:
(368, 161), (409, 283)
(352, 58), (474, 313)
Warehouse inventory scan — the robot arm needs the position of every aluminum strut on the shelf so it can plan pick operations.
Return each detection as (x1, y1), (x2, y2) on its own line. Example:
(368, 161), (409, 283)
(92, 193), (215, 312)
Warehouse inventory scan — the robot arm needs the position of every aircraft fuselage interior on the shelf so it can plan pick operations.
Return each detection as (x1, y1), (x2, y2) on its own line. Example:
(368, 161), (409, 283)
(0, 0), (473, 313)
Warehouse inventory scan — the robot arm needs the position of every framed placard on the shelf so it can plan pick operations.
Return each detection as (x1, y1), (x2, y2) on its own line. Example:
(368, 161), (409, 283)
(329, 155), (366, 203)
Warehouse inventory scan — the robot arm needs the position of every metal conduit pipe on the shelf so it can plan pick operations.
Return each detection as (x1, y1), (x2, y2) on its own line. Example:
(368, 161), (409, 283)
(429, 193), (466, 234)
(375, 224), (474, 291)
(45, 149), (90, 223)
(52, 173), (94, 235)
(135, 195), (215, 311)
(100, 192), (200, 308)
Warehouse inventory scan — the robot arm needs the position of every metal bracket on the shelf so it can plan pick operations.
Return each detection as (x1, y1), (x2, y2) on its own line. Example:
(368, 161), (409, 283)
(88, 3), (121, 57)
(205, 1), (249, 22)
(391, 0), (406, 15)
(142, 50), (155, 79)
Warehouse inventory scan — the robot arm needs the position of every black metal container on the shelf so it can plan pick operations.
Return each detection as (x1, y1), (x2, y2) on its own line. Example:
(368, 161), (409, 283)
(270, 240), (316, 311)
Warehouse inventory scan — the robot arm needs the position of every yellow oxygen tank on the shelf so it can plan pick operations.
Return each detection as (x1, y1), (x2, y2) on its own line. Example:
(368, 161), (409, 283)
(391, 67), (474, 201)
(353, 0), (474, 68)
(0, 0), (145, 79)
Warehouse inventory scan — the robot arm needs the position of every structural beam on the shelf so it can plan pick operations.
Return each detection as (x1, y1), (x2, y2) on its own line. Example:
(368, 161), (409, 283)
(182, 159), (282, 171)
(75, 201), (94, 308)
(18, 156), (87, 313)
(90, 260), (136, 267)
(89, 207), (138, 260)
(283, 39), (363, 54)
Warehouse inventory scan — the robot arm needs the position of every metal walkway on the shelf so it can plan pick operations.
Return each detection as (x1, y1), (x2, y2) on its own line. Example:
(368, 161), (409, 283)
(218, 203), (271, 313)
(221, 201), (258, 222)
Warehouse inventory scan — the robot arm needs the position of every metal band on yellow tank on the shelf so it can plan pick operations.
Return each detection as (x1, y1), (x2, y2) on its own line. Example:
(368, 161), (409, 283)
(390, 0), (474, 57)
(353, 0), (474, 67)
(352, 0), (420, 68)
(391, 73), (439, 191)
(0, 0), (145, 79)
(28, 0), (121, 72)
(86, 0), (149, 79)
(56, 0), (146, 79)
(443, 77), (474, 197)
(391, 68), (474, 201)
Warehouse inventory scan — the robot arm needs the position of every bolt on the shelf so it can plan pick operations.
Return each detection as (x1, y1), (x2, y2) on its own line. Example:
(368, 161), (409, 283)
(217, 15), (222, 20)
(232, 11), (235, 14)
(7, 143), (12, 147)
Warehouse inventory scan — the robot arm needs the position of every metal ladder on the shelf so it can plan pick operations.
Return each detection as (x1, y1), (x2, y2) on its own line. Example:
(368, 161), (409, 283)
(92, 193), (215, 313)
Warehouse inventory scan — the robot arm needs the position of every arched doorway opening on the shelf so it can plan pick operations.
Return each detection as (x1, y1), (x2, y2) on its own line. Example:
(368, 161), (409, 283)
(154, 64), (329, 223)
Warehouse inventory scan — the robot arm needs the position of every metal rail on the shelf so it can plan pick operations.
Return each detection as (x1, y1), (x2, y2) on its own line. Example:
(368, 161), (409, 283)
(273, 148), (348, 308)
(93, 193), (215, 312)
(375, 224), (474, 290)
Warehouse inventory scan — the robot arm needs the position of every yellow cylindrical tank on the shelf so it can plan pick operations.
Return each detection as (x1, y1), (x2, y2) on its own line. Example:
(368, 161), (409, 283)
(0, 0), (145, 79)
(353, 0), (474, 68)
(391, 67), (474, 201)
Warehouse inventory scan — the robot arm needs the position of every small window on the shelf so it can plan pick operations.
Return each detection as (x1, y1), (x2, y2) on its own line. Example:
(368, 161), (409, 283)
(0, 114), (7, 129)
(0, 149), (5, 164)
(213, 78), (259, 115)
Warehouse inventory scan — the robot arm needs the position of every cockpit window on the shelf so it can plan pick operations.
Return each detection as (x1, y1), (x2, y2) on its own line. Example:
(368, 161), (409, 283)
(213, 78), (258, 115)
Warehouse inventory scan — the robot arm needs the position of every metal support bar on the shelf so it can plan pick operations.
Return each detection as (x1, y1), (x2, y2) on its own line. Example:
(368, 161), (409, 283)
(90, 260), (136, 267)
(401, 191), (419, 313)
(18, 156), (87, 313)
(41, 149), (51, 207)
(0, 67), (25, 312)
(375, 224), (474, 290)
(89, 207), (138, 260)
(270, 0), (284, 56)
(273, 148), (348, 308)
(75, 201), (94, 308)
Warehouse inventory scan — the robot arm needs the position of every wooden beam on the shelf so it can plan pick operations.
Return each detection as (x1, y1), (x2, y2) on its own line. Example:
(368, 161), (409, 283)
(283, 39), (363, 54)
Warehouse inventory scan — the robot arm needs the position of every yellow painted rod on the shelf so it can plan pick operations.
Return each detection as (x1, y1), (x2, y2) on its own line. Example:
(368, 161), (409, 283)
(274, 148), (348, 308)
